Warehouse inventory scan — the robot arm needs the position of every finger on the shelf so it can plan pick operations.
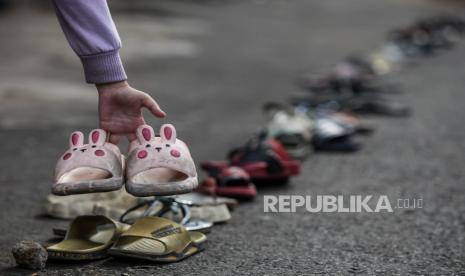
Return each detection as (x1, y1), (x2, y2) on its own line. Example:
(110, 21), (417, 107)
(127, 133), (138, 142)
(109, 134), (122, 145)
(142, 94), (166, 118)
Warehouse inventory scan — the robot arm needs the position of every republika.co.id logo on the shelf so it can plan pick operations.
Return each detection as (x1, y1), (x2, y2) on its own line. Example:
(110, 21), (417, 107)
(263, 195), (423, 213)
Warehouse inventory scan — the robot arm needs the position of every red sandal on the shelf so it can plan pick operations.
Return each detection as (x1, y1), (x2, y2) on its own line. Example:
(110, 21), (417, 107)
(197, 164), (257, 199)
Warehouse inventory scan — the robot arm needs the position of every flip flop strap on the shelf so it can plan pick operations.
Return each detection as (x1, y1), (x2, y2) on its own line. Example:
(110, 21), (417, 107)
(118, 217), (192, 254)
(120, 199), (191, 226)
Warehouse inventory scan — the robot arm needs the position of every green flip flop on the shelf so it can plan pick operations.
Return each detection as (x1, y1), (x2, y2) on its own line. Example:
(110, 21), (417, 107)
(108, 216), (206, 263)
(47, 215), (128, 260)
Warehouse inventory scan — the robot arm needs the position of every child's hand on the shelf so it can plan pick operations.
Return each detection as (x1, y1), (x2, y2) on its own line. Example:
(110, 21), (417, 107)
(97, 81), (166, 144)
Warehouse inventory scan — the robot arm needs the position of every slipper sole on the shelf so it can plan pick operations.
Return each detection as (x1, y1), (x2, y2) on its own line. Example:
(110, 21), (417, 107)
(126, 177), (197, 197)
(108, 239), (205, 263)
(47, 248), (110, 261)
(52, 177), (123, 196)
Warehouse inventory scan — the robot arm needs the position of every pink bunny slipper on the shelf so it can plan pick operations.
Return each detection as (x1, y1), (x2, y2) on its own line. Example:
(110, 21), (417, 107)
(125, 124), (198, 197)
(53, 129), (124, 196)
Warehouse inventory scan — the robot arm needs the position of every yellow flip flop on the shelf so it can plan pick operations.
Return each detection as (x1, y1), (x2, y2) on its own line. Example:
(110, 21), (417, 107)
(47, 215), (128, 260)
(108, 216), (206, 262)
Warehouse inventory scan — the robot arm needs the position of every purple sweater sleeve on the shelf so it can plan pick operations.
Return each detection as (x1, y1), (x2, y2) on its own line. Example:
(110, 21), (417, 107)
(52, 0), (127, 84)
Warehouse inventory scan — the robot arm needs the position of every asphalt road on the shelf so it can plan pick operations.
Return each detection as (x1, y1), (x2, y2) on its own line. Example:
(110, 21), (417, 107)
(1, 0), (465, 275)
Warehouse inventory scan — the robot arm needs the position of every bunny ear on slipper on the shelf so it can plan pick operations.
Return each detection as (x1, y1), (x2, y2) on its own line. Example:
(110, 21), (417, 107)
(89, 129), (107, 146)
(136, 125), (155, 144)
(160, 124), (177, 143)
(69, 131), (84, 148)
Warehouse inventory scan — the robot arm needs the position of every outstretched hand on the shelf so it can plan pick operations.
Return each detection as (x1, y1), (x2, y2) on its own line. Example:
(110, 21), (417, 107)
(97, 81), (166, 144)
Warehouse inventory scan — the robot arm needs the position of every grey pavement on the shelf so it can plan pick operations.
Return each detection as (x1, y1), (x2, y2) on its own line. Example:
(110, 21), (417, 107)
(1, 0), (465, 275)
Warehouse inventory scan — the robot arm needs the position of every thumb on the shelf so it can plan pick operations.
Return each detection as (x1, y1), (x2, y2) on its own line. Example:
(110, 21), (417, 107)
(108, 134), (122, 145)
(142, 94), (166, 118)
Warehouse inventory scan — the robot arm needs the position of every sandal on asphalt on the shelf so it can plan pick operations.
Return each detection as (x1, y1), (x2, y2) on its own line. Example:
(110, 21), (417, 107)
(312, 135), (360, 152)
(291, 93), (411, 117)
(332, 94), (412, 117)
(188, 204), (231, 224)
(47, 215), (128, 260)
(312, 117), (361, 152)
(119, 197), (214, 232)
(126, 124), (198, 197)
(174, 192), (238, 209)
(197, 164), (257, 199)
(52, 129), (124, 196)
(228, 135), (300, 183)
(44, 189), (137, 220)
(108, 217), (206, 263)
(327, 111), (375, 135)
(263, 102), (313, 160)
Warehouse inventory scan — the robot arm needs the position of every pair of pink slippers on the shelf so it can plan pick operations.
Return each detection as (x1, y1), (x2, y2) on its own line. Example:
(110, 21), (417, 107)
(53, 124), (198, 197)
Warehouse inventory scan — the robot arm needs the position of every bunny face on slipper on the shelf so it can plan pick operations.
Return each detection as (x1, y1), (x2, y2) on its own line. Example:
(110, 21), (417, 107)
(62, 130), (108, 161)
(55, 129), (123, 183)
(126, 124), (198, 196)
(133, 124), (185, 162)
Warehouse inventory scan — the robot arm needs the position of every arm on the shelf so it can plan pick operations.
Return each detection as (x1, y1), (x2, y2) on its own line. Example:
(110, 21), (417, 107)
(53, 0), (165, 143)
(52, 0), (126, 84)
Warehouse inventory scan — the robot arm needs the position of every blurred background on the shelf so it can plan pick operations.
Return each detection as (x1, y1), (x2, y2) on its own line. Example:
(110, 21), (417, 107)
(1, 0), (465, 275)
(1, 0), (462, 144)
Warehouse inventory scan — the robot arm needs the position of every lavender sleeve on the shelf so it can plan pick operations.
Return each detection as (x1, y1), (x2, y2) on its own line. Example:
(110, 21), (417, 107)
(52, 0), (127, 84)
